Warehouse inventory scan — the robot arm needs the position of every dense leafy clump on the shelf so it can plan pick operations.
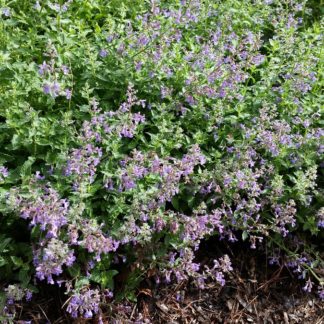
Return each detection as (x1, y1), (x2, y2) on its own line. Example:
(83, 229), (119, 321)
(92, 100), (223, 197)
(0, 0), (323, 320)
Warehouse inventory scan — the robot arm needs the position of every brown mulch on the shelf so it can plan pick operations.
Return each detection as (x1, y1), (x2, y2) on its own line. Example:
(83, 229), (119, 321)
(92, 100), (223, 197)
(135, 270), (323, 324)
(15, 241), (324, 324)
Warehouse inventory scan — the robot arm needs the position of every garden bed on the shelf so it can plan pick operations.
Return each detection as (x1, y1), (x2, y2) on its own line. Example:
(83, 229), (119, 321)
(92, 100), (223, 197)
(0, 0), (323, 322)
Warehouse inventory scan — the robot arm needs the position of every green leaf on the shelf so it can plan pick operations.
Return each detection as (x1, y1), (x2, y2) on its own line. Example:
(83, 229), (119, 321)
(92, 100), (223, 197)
(18, 269), (31, 286)
(242, 231), (248, 241)
(171, 196), (179, 211)
(126, 291), (137, 303)
(68, 264), (81, 278)
(90, 269), (118, 289)
(0, 236), (11, 253)
(101, 270), (118, 289)
(75, 277), (90, 289)
(10, 256), (24, 268)
(90, 271), (102, 284)
(20, 156), (36, 178)
(0, 257), (7, 267)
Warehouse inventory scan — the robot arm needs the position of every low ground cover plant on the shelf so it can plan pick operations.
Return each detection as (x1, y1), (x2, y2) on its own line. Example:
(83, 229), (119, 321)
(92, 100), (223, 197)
(0, 0), (323, 321)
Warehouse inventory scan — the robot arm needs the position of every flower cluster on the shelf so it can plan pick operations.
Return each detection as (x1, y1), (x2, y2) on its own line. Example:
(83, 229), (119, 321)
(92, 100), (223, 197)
(66, 289), (101, 319)
(20, 186), (69, 238)
(76, 220), (119, 261)
(4, 285), (32, 305)
(65, 85), (146, 188)
(38, 43), (72, 99)
(272, 200), (297, 237)
(2, 285), (33, 321)
(65, 144), (102, 186)
(48, 0), (73, 13)
(113, 144), (205, 198)
(33, 238), (75, 284)
(161, 248), (232, 289)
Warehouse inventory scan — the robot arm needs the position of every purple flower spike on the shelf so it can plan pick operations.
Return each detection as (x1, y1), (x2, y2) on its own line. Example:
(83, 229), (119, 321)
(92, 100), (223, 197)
(35, 171), (45, 180)
(65, 89), (72, 99)
(2, 8), (11, 17)
(99, 49), (108, 58)
(26, 290), (33, 302)
(303, 279), (313, 293)
(0, 166), (9, 181)
(38, 61), (50, 75)
(43, 84), (51, 95)
(84, 310), (93, 318)
(66, 289), (101, 319)
(61, 65), (70, 75)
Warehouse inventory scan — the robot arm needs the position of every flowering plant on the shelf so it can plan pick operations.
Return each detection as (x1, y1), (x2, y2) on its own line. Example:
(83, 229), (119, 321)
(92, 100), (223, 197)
(0, 0), (323, 320)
